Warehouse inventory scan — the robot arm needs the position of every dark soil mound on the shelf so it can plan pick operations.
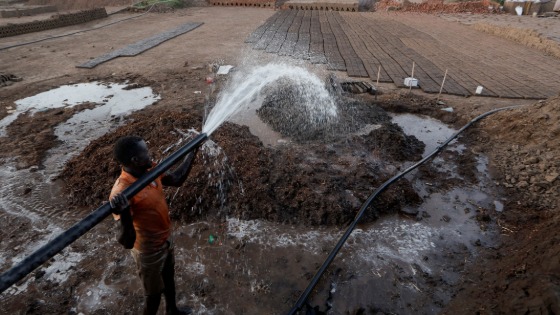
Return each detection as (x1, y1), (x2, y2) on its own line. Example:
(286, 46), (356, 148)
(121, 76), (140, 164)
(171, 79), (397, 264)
(59, 108), (203, 207)
(257, 84), (394, 142)
(257, 86), (424, 162)
(60, 103), (423, 226)
(362, 122), (425, 162)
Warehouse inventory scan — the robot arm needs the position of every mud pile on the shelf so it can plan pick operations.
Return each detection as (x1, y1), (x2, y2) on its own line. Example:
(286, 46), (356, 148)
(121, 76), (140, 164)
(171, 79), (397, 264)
(257, 81), (389, 141)
(59, 108), (203, 206)
(257, 83), (425, 161)
(61, 96), (424, 226)
(445, 96), (560, 314)
(482, 96), (560, 210)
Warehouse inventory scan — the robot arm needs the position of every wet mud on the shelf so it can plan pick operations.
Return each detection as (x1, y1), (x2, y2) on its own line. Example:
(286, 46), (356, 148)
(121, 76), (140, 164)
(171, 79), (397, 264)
(60, 93), (424, 226)
(374, 93), (460, 127)
(0, 75), (557, 315)
(0, 104), (96, 169)
(444, 96), (560, 314)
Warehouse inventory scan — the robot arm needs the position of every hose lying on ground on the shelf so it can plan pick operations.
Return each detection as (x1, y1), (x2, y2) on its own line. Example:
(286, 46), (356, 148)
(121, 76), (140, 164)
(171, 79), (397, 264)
(287, 104), (524, 315)
(0, 133), (207, 294)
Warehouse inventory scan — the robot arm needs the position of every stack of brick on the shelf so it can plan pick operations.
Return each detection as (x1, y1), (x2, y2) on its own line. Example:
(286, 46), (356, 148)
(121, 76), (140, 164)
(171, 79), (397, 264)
(207, 0), (275, 8)
(281, 1), (359, 11)
(0, 5), (58, 18)
(0, 8), (107, 38)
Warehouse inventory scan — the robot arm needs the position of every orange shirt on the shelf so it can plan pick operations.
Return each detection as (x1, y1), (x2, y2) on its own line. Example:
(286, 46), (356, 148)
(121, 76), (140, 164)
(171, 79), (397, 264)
(110, 169), (171, 253)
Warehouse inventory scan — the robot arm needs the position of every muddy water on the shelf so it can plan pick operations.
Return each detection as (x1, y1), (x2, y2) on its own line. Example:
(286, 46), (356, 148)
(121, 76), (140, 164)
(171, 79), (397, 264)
(392, 113), (459, 156)
(0, 82), (160, 298)
(228, 92), (286, 147)
(1, 85), (505, 314)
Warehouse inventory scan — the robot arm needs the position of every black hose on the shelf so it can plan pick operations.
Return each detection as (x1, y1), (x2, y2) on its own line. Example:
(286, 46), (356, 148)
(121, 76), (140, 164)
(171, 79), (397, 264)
(0, 132), (208, 294)
(287, 105), (522, 315)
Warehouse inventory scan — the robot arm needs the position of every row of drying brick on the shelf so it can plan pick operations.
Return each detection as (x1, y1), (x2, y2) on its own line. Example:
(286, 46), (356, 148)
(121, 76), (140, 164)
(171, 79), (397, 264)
(0, 8), (107, 38)
(247, 10), (556, 99)
(281, 3), (358, 12)
(207, 0), (275, 7)
(378, 13), (559, 99)
(207, 0), (358, 11)
(249, 10), (349, 70)
(0, 5), (58, 18)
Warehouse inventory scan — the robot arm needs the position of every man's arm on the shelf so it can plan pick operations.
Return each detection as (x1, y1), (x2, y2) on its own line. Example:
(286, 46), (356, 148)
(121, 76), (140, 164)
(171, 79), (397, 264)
(161, 147), (199, 187)
(117, 208), (135, 249)
(110, 194), (136, 249)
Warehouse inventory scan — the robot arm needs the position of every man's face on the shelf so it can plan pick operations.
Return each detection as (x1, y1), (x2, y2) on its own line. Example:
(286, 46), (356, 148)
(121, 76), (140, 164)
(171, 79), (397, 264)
(130, 140), (152, 170)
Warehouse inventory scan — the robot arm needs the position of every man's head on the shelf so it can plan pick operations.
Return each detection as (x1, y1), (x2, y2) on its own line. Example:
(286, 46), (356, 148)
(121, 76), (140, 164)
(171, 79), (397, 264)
(113, 136), (152, 170)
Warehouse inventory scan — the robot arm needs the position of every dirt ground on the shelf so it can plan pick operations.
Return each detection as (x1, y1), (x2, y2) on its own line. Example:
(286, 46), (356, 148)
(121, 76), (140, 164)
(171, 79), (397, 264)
(441, 13), (560, 45)
(440, 13), (560, 59)
(0, 2), (559, 315)
(441, 96), (560, 315)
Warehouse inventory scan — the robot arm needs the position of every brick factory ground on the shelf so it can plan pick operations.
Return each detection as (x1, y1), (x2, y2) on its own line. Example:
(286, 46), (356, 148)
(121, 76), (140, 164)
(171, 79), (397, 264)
(0, 2), (559, 314)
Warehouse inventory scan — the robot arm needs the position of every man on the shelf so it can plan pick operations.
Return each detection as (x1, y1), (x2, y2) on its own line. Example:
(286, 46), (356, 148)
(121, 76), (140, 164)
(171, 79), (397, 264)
(109, 135), (198, 315)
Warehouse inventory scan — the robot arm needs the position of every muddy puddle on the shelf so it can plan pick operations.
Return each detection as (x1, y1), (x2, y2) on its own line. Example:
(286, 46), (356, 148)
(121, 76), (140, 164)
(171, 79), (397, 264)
(0, 81), (505, 314)
(0, 82), (160, 296)
(228, 94), (286, 147)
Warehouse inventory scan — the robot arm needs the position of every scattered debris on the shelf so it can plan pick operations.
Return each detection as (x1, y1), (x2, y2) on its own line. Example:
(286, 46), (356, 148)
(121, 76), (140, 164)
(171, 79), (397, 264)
(340, 81), (377, 94)
(0, 73), (23, 87)
(217, 65), (234, 75)
(541, 12), (558, 17)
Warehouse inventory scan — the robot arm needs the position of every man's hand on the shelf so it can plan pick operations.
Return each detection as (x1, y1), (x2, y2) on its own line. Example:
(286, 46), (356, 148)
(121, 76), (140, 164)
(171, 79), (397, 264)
(110, 193), (136, 249)
(110, 193), (129, 215)
(162, 147), (200, 187)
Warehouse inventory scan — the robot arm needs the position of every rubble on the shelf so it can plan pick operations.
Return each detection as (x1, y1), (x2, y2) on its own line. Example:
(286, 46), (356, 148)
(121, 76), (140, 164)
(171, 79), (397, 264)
(482, 96), (560, 208)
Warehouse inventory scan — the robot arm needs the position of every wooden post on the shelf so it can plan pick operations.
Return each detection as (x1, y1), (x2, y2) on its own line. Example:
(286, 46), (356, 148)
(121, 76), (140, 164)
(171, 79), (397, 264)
(437, 69), (448, 102)
(375, 65), (381, 100)
(409, 61), (415, 93)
